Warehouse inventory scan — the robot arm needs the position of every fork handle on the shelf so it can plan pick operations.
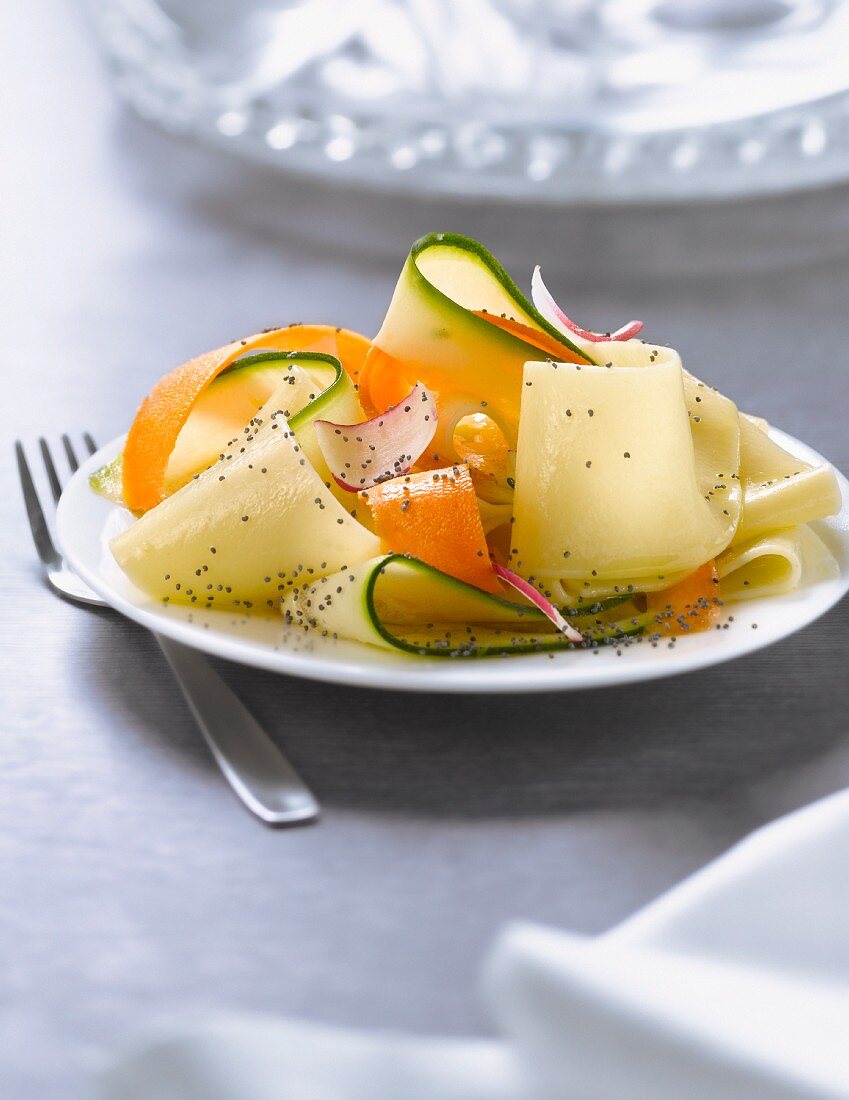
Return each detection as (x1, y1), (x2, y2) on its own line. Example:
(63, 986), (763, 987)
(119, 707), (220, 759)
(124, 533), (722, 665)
(154, 634), (320, 826)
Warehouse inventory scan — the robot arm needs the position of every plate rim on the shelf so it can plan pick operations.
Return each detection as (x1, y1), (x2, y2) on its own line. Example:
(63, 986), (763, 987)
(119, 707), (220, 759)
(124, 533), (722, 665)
(56, 429), (849, 695)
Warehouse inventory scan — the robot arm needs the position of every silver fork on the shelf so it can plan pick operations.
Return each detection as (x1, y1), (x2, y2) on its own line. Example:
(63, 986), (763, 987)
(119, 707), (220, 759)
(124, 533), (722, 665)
(16, 433), (320, 827)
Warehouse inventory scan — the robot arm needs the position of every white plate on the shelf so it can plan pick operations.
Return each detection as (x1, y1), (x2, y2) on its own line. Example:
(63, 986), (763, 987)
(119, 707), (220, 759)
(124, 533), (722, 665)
(57, 431), (849, 695)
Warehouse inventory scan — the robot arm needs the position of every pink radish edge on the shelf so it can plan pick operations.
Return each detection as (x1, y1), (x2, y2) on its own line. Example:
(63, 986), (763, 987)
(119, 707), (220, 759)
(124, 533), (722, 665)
(493, 563), (583, 643)
(314, 382), (437, 494)
(531, 266), (643, 343)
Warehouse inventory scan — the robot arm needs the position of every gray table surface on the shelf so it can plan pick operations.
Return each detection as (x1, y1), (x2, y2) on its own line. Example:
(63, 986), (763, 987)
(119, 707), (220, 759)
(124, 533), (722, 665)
(3, 6), (849, 1098)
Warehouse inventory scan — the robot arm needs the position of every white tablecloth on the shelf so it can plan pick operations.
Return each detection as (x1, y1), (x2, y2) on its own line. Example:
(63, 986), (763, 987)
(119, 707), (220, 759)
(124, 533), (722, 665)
(100, 790), (849, 1098)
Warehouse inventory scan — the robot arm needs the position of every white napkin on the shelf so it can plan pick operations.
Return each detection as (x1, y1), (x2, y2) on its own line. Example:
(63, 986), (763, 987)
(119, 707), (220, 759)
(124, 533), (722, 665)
(100, 790), (849, 1100)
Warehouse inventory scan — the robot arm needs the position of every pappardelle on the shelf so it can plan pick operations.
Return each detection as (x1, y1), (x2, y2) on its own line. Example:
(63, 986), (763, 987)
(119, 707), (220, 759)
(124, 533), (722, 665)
(93, 233), (842, 658)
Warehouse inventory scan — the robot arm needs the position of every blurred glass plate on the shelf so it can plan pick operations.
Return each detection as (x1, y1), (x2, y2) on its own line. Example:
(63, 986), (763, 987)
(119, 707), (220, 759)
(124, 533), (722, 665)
(89, 0), (849, 204)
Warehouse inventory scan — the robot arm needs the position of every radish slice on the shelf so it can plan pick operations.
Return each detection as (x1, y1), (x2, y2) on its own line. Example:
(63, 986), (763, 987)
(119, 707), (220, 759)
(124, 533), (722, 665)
(314, 382), (437, 493)
(532, 267), (643, 344)
(493, 563), (583, 643)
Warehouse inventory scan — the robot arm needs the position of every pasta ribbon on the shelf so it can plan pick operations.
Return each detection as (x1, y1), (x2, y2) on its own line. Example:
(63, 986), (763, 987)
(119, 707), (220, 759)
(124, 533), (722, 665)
(735, 415), (841, 542)
(510, 356), (740, 586)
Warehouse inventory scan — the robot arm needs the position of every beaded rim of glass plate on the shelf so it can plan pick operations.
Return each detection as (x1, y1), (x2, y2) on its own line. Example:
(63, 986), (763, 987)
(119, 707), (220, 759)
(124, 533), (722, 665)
(92, 2), (849, 206)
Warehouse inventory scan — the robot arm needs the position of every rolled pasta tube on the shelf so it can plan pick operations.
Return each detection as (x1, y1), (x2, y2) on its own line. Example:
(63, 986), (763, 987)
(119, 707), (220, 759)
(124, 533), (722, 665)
(736, 415), (841, 542)
(717, 524), (838, 601)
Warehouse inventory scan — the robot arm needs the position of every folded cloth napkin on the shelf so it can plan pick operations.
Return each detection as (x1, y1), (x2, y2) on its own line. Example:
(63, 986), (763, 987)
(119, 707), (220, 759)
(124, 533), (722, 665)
(100, 790), (849, 1100)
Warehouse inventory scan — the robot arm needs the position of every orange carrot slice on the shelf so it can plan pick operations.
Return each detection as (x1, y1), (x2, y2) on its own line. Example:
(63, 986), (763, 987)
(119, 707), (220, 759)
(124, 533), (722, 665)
(471, 312), (588, 362)
(122, 324), (370, 512)
(357, 345), (415, 419)
(647, 562), (722, 635)
(453, 414), (511, 484)
(361, 465), (501, 594)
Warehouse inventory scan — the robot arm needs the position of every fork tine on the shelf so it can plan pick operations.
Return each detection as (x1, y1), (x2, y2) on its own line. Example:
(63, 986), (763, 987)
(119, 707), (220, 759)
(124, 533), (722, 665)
(83, 432), (98, 455)
(15, 441), (59, 567)
(39, 438), (63, 504)
(62, 434), (80, 472)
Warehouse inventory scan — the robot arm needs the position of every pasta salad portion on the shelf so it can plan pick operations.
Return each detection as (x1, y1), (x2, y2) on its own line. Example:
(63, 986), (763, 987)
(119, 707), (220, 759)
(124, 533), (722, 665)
(92, 234), (842, 658)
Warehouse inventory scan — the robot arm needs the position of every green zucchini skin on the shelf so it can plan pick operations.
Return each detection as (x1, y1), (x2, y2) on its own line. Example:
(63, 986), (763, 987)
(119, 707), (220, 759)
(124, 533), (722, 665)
(410, 232), (593, 366)
(90, 350), (349, 508)
(222, 350), (349, 429)
(284, 553), (652, 659)
(558, 594), (633, 617)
